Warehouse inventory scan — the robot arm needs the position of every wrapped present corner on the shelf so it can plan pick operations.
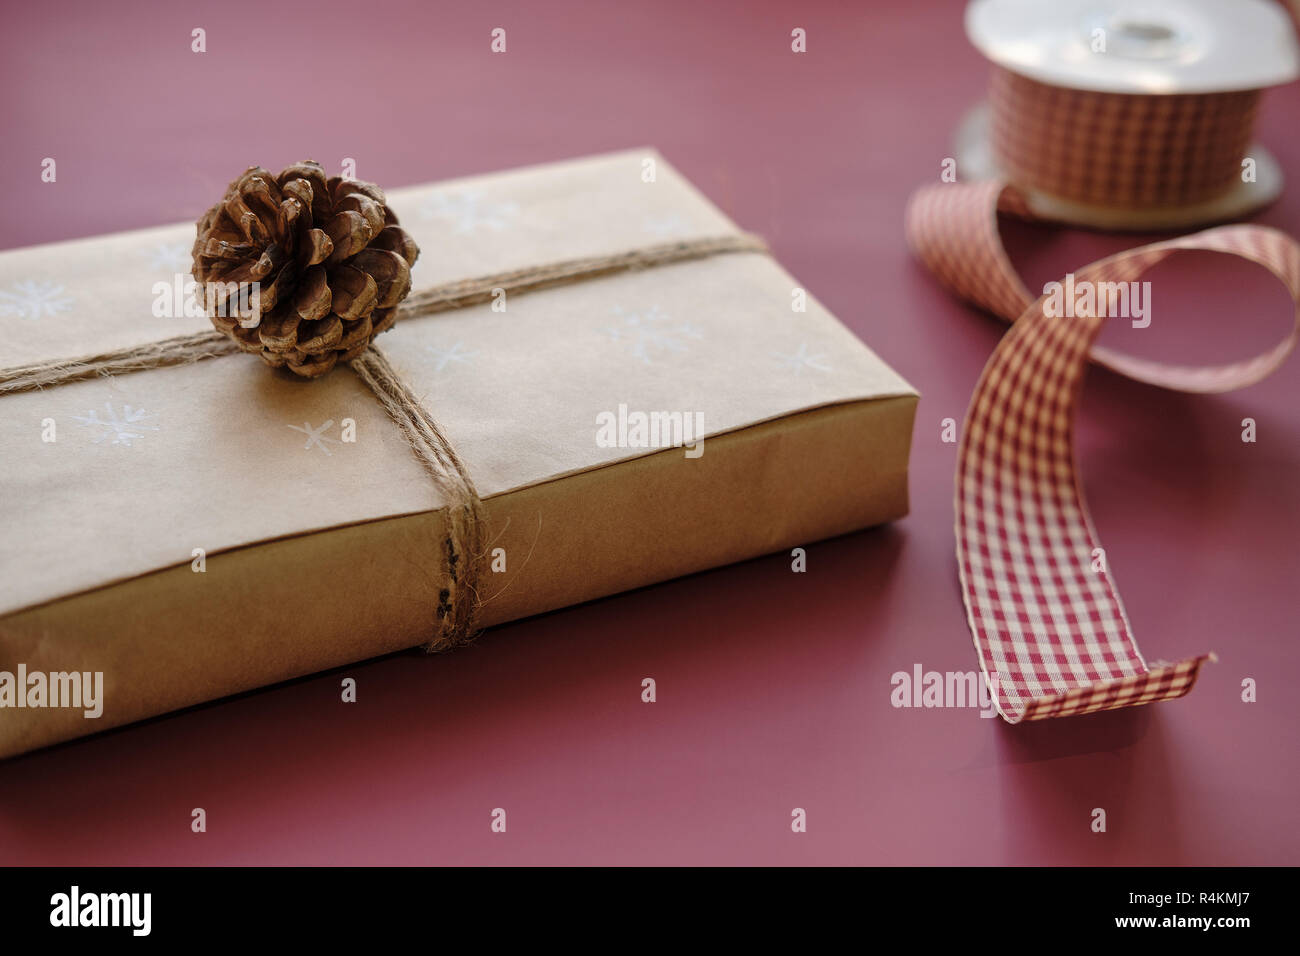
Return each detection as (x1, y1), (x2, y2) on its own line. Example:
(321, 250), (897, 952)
(0, 149), (917, 758)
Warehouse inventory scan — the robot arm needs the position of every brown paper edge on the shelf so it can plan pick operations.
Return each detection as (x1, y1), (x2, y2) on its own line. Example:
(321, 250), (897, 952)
(0, 393), (917, 759)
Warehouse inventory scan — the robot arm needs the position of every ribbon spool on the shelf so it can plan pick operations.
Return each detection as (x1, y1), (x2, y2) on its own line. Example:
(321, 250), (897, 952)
(956, 0), (1300, 230)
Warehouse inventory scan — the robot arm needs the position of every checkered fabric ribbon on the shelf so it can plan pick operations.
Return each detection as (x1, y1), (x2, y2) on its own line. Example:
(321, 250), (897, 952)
(905, 179), (1300, 721)
(989, 67), (1260, 210)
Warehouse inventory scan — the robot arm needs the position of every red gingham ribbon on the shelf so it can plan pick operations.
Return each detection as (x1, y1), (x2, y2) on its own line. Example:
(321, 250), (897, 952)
(988, 68), (1260, 210)
(905, 180), (1300, 721)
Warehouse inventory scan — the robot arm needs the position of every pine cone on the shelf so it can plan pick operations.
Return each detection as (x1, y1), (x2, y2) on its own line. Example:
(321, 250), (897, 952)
(192, 161), (420, 378)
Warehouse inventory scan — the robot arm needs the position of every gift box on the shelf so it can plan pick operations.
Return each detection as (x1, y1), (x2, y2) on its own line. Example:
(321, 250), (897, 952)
(0, 149), (917, 758)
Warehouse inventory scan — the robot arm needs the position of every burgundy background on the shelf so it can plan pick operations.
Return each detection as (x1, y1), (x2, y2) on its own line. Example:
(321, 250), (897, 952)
(1, 0), (1297, 865)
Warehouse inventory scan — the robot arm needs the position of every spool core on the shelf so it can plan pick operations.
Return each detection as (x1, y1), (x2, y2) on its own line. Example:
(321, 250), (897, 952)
(1104, 18), (1180, 58)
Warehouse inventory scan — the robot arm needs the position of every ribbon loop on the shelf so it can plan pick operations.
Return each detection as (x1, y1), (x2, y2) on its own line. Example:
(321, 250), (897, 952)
(908, 180), (1300, 721)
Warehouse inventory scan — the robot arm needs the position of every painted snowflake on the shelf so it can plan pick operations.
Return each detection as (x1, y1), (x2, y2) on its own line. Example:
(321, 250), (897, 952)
(421, 188), (520, 234)
(139, 241), (193, 273)
(641, 213), (693, 237)
(0, 280), (74, 320)
(73, 402), (159, 446)
(287, 420), (339, 455)
(603, 305), (702, 364)
(426, 341), (477, 373)
(772, 342), (831, 375)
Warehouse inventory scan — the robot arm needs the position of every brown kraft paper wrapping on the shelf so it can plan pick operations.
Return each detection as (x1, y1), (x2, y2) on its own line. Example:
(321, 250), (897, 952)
(0, 149), (918, 758)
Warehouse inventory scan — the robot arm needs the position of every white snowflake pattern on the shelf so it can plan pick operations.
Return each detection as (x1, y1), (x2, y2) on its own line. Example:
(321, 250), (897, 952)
(421, 188), (520, 234)
(772, 342), (832, 375)
(0, 280), (74, 321)
(287, 420), (340, 455)
(140, 241), (193, 273)
(73, 402), (159, 446)
(426, 341), (478, 372)
(603, 305), (702, 364)
(641, 213), (693, 237)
